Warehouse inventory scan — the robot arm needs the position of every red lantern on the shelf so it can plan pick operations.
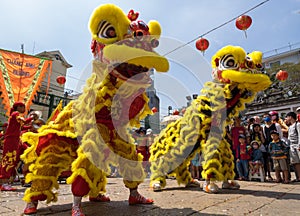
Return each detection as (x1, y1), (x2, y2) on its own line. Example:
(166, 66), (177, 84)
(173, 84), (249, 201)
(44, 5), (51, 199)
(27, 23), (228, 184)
(151, 107), (158, 113)
(276, 70), (288, 81)
(235, 15), (252, 38)
(56, 76), (66, 85)
(196, 38), (209, 55)
(172, 109), (180, 115)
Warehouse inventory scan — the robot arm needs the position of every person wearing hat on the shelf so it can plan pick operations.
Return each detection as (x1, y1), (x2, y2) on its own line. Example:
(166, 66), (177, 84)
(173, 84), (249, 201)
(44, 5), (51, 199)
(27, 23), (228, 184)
(249, 141), (263, 175)
(249, 123), (267, 171)
(268, 130), (290, 183)
(0, 102), (33, 191)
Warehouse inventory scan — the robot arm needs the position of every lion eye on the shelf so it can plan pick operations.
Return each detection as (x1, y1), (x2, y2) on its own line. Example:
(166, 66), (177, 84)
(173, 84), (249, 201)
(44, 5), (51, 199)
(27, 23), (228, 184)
(97, 21), (117, 38)
(246, 60), (254, 68)
(245, 56), (254, 69)
(219, 54), (239, 69)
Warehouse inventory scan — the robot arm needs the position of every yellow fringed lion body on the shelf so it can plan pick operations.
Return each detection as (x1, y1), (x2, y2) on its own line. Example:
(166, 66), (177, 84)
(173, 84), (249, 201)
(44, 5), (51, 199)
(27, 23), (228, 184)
(150, 45), (271, 189)
(21, 4), (169, 203)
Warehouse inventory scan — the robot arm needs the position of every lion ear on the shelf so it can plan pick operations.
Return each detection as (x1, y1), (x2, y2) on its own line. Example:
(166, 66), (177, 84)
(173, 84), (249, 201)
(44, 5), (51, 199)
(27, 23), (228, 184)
(148, 20), (162, 39)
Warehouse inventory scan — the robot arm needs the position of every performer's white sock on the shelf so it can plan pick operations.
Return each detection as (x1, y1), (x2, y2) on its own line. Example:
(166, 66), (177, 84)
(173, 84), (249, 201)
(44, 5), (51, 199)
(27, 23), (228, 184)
(129, 189), (138, 196)
(73, 196), (82, 207)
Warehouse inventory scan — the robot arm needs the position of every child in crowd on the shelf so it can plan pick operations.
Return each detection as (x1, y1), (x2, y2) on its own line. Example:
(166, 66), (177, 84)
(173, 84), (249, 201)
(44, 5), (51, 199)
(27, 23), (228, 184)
(230, 116), (247, 177)
(268, 130), (289, 183)
(236, 134), (250, 180)
(249, 141), (264, 175)
(250, 123), (267, 170)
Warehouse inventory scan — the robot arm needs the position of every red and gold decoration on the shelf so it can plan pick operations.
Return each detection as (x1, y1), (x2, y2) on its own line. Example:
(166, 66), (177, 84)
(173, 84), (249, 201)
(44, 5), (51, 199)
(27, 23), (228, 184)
(235, 15), (252, 38)
(0, 49), (52, 115)
(276, 70), (288, 81)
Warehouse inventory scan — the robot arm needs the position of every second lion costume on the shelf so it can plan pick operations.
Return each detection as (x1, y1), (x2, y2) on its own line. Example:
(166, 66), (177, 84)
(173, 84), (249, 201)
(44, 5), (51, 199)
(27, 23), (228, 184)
(149, 45), (271, 193)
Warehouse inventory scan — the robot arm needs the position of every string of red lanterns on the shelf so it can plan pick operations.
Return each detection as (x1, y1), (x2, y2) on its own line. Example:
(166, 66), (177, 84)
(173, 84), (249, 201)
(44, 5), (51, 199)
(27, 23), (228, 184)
(195, 14), (252, 53)
(165, 0), (270, 56)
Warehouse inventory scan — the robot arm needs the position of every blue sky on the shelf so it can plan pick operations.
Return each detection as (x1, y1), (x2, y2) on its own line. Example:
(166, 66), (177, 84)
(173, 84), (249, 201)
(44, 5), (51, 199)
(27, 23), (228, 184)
(1, 0), (299, 117)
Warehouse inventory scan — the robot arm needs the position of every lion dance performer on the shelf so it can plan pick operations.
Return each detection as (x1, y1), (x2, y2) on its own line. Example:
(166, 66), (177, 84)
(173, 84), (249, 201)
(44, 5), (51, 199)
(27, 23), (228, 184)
(21, 4), (169, 215)
(149, 45), (271, 193)
(0, 102), (33, 191)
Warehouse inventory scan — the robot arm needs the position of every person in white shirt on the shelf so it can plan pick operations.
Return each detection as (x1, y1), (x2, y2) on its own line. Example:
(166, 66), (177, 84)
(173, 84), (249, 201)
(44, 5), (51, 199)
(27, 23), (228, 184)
(286, 112), (300, 182)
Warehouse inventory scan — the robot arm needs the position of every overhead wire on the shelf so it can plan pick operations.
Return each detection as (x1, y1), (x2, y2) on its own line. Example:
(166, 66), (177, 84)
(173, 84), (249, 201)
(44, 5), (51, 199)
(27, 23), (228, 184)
(163, 0), (271, 56)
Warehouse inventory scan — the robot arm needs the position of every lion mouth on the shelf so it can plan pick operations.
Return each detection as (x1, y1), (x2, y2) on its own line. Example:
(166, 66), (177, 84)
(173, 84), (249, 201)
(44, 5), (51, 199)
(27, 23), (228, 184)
(103, 42), (169, 73)
(221, 70), (272, 91)
(109, 62), (151, 84)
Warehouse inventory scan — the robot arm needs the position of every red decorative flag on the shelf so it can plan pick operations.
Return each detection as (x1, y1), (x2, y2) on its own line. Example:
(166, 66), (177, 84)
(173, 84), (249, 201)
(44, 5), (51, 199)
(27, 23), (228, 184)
(0, 49), (52, 116)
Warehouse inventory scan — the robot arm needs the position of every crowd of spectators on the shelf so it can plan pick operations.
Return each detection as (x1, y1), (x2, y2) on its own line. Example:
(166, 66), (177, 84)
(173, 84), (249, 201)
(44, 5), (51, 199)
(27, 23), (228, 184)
(188, 108), (300, 183)
(222, 108), (300, 183)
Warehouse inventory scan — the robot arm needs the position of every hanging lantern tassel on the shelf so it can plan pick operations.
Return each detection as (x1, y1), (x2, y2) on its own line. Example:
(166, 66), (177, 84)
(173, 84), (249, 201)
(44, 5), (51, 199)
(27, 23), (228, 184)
(56, 76), (66, 86)
(235, 15), (252, 38)
(195, 38), (209, 55)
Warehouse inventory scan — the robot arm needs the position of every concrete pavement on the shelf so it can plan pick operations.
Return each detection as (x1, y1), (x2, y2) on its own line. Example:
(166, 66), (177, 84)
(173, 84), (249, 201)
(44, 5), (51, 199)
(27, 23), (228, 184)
(0, 176), (300, 216)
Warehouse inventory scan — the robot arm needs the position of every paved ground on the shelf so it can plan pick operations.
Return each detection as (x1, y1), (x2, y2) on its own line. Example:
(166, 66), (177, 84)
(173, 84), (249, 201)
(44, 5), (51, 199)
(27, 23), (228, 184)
(0, 176), (300, 216)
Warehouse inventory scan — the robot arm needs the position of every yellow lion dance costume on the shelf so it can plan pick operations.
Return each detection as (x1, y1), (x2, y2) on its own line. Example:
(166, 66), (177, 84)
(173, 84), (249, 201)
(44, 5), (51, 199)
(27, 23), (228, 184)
(149, 45), (271, 193)
(21, 4), (169, 216)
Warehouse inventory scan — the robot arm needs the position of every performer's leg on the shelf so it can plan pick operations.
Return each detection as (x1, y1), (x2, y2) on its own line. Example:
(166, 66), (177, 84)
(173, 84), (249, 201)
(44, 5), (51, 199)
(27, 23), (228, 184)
(69, 151), (110, 199)
(172, 146), (202, 188)
(69, 153), (110, 216)
(201, 136), (223, 193)
(23, 142), (76, 214)
(149, 112), (201, 191)
(221, 139), (240, 189)
(149, 133), (171, 190)
(113, 135), (153, 205)
(149, 156), (168, 191)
